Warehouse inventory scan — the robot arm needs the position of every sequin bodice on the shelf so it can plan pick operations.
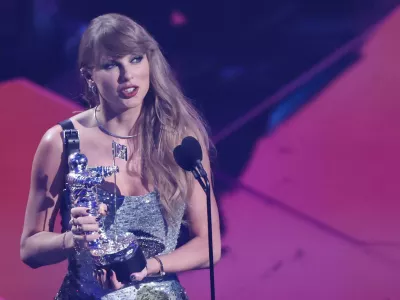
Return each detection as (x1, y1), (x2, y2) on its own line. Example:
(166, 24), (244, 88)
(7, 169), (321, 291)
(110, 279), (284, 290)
(56, 188), (188, 300)
(100, 189), (184, 258)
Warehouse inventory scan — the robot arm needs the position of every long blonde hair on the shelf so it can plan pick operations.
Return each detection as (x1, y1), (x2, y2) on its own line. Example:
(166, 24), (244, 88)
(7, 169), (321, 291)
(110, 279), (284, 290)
(78, 13), (212, 221)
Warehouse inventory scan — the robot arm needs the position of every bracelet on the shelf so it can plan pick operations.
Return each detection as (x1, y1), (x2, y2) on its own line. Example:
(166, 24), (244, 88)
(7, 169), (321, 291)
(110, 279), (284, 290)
(62, 232), (68, 252)
(153, 256), (165, 276)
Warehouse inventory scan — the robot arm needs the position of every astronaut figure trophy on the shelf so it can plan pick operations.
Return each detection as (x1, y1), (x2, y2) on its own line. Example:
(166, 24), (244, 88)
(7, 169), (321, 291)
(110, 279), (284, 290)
(66, 151), (146, 283)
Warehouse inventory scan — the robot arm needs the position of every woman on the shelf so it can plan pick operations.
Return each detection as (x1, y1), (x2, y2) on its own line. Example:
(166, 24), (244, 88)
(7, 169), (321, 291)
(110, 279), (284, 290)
(20, 13), (221, 299)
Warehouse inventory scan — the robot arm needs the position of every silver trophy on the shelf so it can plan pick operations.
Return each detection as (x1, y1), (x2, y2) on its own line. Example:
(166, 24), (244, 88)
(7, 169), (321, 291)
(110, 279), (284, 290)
(66, 152), (146, 282)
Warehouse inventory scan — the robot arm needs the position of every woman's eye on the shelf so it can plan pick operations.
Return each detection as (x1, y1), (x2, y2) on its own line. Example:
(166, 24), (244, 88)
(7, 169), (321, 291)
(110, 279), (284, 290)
(131, 56), (143, 64)
(102, 62), (116, 70)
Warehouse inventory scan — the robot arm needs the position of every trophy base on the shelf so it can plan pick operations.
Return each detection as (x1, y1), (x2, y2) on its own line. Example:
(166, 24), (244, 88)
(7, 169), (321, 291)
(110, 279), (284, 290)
(92, 242), (147, 283)
(104, 247), (147, 283)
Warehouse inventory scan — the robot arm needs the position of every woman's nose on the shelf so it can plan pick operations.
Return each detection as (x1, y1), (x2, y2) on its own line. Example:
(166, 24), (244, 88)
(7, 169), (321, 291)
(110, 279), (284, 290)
(120, 66), (134, 82)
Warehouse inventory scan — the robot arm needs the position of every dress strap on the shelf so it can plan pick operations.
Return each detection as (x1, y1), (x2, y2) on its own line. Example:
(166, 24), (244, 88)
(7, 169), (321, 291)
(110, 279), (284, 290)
(58, 119), (80, 232)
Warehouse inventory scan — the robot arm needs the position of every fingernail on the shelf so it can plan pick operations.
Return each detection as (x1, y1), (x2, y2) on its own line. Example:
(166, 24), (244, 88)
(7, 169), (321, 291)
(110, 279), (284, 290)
(86, 209), (90, 213)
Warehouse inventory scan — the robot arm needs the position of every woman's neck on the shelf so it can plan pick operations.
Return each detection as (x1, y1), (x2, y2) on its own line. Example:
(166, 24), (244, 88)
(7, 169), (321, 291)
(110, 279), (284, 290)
(95, 103), (142, 137)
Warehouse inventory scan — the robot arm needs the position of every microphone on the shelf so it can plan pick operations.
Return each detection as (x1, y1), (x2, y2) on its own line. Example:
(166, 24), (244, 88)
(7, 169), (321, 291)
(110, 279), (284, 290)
(173, 136), (216, 300)
(173, 136), (207, 180)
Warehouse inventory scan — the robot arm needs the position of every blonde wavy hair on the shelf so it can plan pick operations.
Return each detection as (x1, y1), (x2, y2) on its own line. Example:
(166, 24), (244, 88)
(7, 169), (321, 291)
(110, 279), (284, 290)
(78, 13), (212, 221)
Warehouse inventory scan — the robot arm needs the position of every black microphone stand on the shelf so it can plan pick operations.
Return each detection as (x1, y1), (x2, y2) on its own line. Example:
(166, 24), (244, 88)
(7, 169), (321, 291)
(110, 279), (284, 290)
(191, 164), (216, 300)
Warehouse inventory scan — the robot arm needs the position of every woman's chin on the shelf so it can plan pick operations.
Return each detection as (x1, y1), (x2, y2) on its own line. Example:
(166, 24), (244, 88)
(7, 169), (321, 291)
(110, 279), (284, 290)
(120, 97), (144, 109)
(103, 97), (143, 110)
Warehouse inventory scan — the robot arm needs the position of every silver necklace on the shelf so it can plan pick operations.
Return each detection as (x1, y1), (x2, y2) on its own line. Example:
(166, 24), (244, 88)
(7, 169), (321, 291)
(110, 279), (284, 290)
(94, 106), (137, 139)
(94, 106), (136, 161)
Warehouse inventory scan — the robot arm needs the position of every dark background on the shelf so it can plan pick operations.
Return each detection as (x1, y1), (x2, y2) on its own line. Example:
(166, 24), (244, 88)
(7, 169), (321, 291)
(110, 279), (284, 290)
(1, 0), (399, 192)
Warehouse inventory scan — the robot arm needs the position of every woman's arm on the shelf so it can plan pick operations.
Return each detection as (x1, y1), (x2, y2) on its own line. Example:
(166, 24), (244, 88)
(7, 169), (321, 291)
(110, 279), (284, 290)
(146, 148), (221, 275)
(20, 126), (75, 268)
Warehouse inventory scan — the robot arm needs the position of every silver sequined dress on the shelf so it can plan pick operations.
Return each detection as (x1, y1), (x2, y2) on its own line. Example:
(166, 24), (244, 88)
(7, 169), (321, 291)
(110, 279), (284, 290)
(55, 188), (188, 300)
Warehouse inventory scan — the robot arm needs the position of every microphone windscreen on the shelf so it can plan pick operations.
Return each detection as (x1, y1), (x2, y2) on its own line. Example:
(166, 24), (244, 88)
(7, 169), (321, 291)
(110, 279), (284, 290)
(173, 136), (203, 171)
(173, 145), (192, 171)
(181, 136), (202, 161)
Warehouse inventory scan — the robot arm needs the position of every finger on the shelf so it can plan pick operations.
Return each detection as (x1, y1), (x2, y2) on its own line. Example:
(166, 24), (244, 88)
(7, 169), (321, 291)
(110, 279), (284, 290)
(71, 217), (99, 235)
(97, 269), (107, 289)
(68, 218), (75, 229)
(98, 203), (108, 216)
(130, 267), (148, 281)
(75, 215), (98, 225)
(73, 231), (100, 241)
(77, 223), (100, 232)
(97, 269), (103, 280)
(130, 273), (144, 281)
(83, 231), (100, 243)
(71, 207), (90, 218)
(71, 223), (83, 235)
(101, 269), (108, 289)
(108, 270), (124, 290)
(73, 232), (100, 243)
(71, 221), (97, 233)
(94, 270), (102, 286)
(69, 217), (83, 227)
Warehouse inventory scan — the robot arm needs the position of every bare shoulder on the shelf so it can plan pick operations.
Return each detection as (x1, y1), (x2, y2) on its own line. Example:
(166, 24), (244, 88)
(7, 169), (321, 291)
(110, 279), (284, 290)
(69, 108), (95, 129)
(37, 124), (64, 155)
(36, 108), (92, 157)
(34, 108), (94, 168)
(30, 125), (65, 179)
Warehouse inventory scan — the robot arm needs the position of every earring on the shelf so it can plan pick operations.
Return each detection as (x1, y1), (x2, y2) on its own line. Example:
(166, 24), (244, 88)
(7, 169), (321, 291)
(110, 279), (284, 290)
(88, 81), (97, 94)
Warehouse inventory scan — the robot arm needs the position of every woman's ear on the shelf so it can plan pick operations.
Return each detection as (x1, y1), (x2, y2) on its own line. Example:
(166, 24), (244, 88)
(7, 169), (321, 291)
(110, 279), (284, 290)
(80, 67), (98, 96)
(80, 67), (93, 83)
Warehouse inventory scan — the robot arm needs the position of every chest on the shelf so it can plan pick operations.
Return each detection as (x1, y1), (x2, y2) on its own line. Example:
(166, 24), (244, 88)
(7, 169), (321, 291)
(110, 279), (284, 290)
(75, 129), (150, 196)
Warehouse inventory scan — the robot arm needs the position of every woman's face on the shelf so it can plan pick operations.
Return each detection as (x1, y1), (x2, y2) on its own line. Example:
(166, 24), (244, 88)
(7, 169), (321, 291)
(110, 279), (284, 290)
(91, 53), (150, 111)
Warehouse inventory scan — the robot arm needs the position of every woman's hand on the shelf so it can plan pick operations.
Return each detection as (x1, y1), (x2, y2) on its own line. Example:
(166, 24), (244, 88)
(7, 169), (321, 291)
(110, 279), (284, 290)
(95, 267), (148, 290)
(71, 205), (149, 289)
(70, 206), (100, 248)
